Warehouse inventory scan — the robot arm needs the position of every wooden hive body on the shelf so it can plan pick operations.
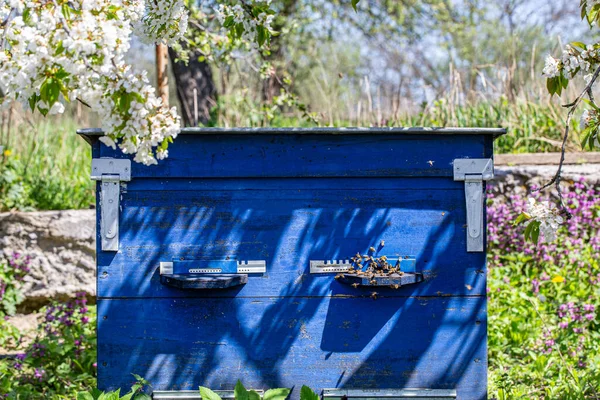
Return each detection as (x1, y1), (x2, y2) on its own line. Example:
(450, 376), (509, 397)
(80, 127), (505, 400)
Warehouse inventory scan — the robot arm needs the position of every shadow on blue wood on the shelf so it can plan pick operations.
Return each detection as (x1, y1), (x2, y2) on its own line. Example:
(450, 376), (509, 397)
(81, 130), (499, 400)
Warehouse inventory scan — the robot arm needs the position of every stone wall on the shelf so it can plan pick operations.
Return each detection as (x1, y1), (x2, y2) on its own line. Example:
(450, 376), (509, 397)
(0, 162), (598, 308)
(0, 210), (95, 309)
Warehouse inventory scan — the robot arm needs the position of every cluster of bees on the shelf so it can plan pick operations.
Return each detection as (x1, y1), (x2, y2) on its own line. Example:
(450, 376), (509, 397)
(334, 245), (404, 293)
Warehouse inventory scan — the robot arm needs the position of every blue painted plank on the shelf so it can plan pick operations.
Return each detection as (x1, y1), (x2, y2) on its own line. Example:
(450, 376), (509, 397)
(97, 185), (486, 298)
(97, 296), (486, 400)
(92, 134), (488, 178)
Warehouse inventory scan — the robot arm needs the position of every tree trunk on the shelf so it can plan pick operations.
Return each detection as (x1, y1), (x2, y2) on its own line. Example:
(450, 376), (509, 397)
(168, 47), (217, 127)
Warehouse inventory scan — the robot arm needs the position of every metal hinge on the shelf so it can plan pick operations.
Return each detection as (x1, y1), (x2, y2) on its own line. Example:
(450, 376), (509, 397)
(91, 158), (131, 251)
(453, 158), (493, 252)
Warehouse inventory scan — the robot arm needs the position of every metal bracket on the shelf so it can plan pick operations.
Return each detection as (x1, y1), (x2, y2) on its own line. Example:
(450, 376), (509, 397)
(91, 158), (131, 251)
(323, 389), (457, 399)
(453, 158), (493, 252)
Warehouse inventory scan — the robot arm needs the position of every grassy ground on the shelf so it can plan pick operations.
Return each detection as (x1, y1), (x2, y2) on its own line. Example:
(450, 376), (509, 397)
(0, 117), (94, 211)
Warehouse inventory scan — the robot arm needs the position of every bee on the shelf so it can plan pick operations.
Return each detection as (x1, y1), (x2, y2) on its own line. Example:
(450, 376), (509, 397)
(351, 283), (360, 288)
(427, 160), (435, 167)
(370, 279), (377, 285)
(369, 246), (376, 253)
(370, 292), (379, 300)
(335, 274), (343, 280)
(390, 284), (400, 290)
(379, 240), (385, 247)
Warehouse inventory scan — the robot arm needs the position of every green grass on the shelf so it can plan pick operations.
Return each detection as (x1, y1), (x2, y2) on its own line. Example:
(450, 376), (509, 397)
(0, 118), (94, 211)
(218, 95), (581, 154)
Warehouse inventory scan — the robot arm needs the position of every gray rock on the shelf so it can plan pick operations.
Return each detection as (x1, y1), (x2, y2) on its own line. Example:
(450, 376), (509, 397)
(0, 210), (96, 310)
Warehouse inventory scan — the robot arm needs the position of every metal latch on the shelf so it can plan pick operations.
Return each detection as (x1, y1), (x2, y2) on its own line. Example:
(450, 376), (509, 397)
(453, 158), (493, 252)
(323, 389), (457, 399)
(91, 158), (131, 251)
(310, 258), (416, 274)
(160, 260), (266, 275)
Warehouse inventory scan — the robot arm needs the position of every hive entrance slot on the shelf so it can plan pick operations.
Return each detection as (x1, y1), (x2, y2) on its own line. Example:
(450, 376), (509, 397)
(322, 388), (457, 399)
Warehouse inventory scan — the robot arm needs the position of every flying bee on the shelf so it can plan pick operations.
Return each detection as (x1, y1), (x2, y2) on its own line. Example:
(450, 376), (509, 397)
(369, 246), (376, 253)
(351, 283), (360, 288)
(370, 292), (379, 300)
(390, 284), (400, 289)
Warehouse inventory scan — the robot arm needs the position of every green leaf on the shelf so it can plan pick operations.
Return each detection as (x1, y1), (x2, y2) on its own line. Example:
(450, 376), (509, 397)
(132, 394), (151, 400)
(200, 387), (223, 400)
(300, 386), (319, 400)
(23, 7), (31, 24)
(77, 392), (94, 400)
(234, 380), (249, 400)
(223, 15), (235, 28)
(257, 26), (267, 47)
(248, 390), (262, 400)
(28, 93), (39, 112)
(581, 127), (591, 149)
(514, 213), (530, 225)
(351, 0), (360, 11)
(571, 41), (587, 50)
(531, 223), (540, 244)
(546, 78), (557, 96)
(263, 388), (291, 400)
(235, 23), (244, 38)
(524, 221), (534, 241)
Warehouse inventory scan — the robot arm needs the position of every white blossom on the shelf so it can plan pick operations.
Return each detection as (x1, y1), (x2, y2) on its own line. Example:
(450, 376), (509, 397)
(0, 0), (184, 165)
(525, 198), (564, 242)
(134, 0), (188, 45)
(542, 55), (560, 78)
(581, 109), (591, 129)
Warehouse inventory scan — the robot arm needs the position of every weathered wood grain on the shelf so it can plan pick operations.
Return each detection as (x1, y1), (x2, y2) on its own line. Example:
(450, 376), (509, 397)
(97, 296), (487, 400)
(92, 134), (490, 179)
(97, 185), (485, 298)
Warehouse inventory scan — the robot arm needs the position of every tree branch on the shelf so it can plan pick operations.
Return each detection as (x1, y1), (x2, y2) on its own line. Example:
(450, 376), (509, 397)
(536, 64), (600, 219)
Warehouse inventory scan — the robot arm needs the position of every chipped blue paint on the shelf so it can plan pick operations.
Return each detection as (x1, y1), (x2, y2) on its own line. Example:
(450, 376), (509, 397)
(80, 128), (503, 400)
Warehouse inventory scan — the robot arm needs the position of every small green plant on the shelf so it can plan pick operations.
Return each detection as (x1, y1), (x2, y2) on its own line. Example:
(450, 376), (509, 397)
(0, 252), (30, 348)
(0, 292), (97, 398)
(200, 381), (291, 400)
(76, 374), (151, 400)
(299, 386), (319, 400)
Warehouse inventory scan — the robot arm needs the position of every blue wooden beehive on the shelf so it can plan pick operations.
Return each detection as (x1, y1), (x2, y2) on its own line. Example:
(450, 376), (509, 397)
(80, 127), (505, 400)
